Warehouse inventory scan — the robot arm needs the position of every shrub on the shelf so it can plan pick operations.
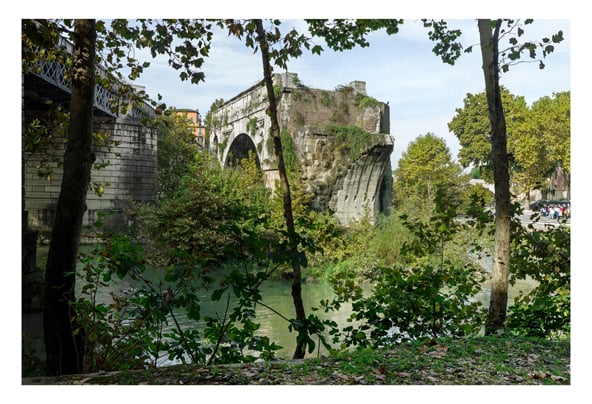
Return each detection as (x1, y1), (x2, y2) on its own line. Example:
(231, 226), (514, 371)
(507, 214), (570, 338)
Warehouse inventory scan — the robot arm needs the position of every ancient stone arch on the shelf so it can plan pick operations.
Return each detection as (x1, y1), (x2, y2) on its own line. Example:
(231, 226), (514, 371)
(224, 133), (261, 169)
(210, 73), (394, 225)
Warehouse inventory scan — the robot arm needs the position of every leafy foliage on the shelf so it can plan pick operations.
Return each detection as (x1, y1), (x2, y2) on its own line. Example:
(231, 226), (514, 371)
(421, 19), (464, 65)
(326, 190), (488, 348)
(306, 19), (403, 51)
(448, 88), (529, 182)
(507, 214), (570, 338)
(449, 89), (570, 196)
(74, 234), (159, 371)
(495, 19), (564, 72)
(134, 151), (271, 267)
(217, 19), (322, 71)
(306, 19), (465, 67)
(155, 110), (200, 198)
(393, 133), (468, 213)
(525, 91), (570, 176)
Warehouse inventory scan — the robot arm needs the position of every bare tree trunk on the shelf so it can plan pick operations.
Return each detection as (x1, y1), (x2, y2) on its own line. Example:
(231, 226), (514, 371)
(254, 20), (307, 359)
(478, 19), (511, 335)
(43, 19), (96, 375)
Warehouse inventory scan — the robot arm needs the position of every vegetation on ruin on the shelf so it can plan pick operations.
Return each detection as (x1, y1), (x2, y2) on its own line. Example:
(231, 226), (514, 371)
(279, 130), (299, 174)
(246, 118), (258, 137)
(325, 124), (382, 162)
(355, 93), (380, 109)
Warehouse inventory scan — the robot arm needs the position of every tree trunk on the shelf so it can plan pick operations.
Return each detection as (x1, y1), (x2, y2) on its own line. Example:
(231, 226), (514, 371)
(254, 19), (307, 359)
(43, 19), (96, 375)
(478, 19), (511, 335)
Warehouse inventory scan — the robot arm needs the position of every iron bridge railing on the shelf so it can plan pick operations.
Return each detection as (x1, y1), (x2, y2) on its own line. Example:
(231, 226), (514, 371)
(29, 35), (155, 120)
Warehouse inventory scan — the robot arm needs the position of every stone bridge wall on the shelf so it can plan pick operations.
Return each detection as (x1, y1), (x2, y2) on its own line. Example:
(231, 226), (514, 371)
(210, 73), (394, 224)
(24, 115), (157, 234)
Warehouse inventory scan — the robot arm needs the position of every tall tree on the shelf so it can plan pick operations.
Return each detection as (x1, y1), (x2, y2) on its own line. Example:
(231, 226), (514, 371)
(476, 19), (564, 334)
(254, 19), (307, 359)
(218, 19), (323, 359)
(478, 19), (512, 334)
(42, 19), (97, 375)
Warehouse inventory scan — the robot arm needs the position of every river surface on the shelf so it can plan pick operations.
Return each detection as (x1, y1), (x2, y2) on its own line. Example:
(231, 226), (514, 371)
(25, 245), (537, 366)
(74, 265), (358, 364)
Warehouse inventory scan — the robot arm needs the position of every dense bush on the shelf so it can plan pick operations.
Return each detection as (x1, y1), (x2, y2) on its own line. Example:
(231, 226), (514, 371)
(133, 151), (272, 267)
(506, 213), (570, 338)
(326, 189), (488, 347)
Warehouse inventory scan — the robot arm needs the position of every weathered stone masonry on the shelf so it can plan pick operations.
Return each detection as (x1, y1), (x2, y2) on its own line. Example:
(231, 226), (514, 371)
(209, 72), (394, 224)
(24, 113), (157, 234)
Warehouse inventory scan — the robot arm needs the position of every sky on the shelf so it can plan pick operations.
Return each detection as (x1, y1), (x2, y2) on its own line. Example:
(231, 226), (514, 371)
(131, 18), (570, 169)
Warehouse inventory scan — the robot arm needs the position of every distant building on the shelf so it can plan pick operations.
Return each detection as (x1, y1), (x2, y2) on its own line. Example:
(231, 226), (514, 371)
(175, 108), (207, 148)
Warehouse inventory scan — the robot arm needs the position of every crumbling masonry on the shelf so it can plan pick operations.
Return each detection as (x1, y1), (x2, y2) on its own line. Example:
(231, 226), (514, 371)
(209, 73), (394, 224)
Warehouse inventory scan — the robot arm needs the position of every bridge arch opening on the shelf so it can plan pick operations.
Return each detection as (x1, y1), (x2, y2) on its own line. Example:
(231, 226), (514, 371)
(224, 133), (261, 169)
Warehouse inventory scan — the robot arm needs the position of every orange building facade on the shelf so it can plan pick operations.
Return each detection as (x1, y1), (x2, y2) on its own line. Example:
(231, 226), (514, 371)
(175, 108), (207, 148)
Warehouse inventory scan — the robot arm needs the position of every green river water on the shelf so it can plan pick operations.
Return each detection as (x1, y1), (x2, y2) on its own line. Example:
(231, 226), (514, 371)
(26, 245), (537, 366)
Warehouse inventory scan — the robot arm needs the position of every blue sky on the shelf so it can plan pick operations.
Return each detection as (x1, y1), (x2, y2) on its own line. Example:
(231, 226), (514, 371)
(134, 18), (570, 169)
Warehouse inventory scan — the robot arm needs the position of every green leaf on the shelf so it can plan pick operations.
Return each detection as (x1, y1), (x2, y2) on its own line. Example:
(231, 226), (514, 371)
(211, 287), (227, 301)
(552, 31), (564, 43)
(307, 338), (316, 354)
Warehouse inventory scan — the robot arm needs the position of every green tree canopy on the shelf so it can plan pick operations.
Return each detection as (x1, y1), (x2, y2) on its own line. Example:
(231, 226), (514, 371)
(512, 91), (570, 200)
(448, 89), (570, 197)
(530, 91), (570, 175)
(393, 133), (466, 215)
(136, 151), (271, 266)
(447, 87), (529, 182)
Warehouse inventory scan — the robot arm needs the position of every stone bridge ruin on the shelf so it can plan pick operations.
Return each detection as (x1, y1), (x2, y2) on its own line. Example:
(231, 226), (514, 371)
(209, 73), (394, 224)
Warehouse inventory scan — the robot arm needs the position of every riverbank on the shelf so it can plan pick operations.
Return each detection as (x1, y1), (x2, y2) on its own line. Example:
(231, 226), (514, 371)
(23, 336), (569, 385)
